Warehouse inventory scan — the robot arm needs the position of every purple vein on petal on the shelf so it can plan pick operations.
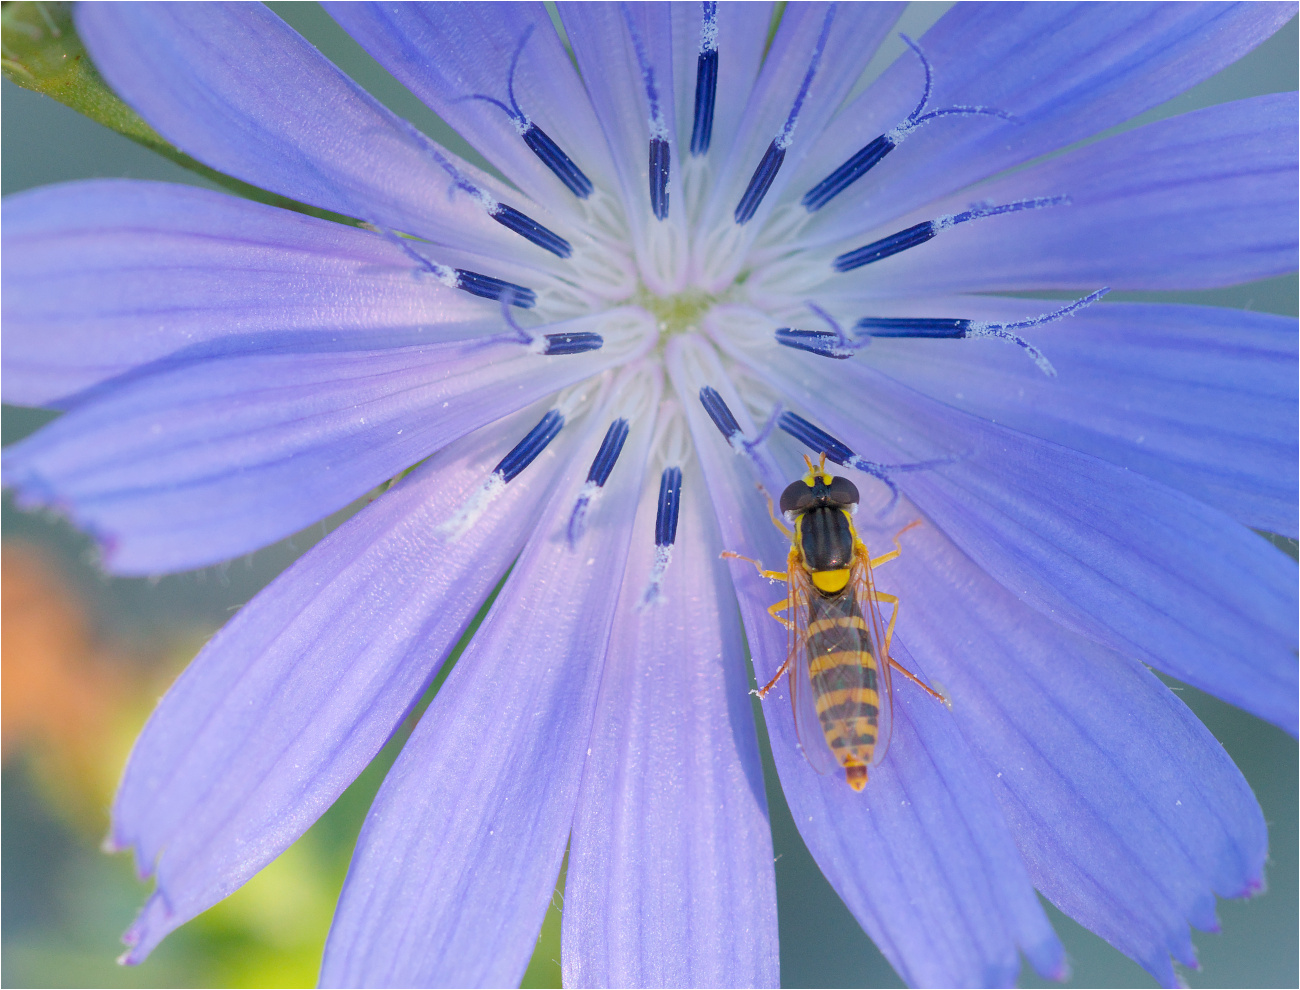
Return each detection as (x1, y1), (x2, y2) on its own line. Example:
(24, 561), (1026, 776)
(110, 406), (579, 963)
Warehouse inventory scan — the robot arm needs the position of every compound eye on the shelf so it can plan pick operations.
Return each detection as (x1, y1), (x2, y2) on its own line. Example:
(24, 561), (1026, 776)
(779, 480), (816, 514)
(826, 475), (860, 507)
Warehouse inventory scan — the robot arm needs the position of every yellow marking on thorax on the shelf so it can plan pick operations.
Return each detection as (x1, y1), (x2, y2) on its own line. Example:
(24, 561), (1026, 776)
(812, 568), (850, 592)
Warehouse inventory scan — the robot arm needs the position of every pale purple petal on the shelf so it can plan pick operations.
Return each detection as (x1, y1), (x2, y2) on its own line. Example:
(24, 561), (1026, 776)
(667, 335), (1064, 987)
(713, 320), (1298, 734)
(320, 368), (661, 988)
(2, 180), (503, 407)
(854, 298), (1299, 536)
(3, 3), (1290, 986)
(563, 433), (778, 988)
(789, 2), (1295, 240)
(560, 3), (691, 292)
(4, 314), (650, 574)
(76, 2), (575, 269)
(880, 513), (1267, 986)
(325, 2), (620, 218)
(667, 3), (773, 173)
(832, 93), (1298, 293)
(111, 403), (574, 963)
(691, 2), (901, 289)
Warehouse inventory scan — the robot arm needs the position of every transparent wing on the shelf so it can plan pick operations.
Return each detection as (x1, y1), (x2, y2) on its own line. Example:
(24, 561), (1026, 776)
(852, 546), (894, 766)
(788, 562), (844, 777)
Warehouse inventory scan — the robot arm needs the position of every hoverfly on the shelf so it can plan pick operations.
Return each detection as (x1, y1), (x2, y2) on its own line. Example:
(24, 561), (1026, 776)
(724, 454), (945, 790)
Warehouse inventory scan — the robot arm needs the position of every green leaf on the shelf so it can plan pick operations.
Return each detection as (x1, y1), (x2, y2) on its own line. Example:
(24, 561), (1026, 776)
(1, 1), (359, 225)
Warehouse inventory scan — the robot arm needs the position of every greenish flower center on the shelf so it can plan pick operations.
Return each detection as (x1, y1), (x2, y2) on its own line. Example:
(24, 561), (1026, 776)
(634, 286), (719, 339)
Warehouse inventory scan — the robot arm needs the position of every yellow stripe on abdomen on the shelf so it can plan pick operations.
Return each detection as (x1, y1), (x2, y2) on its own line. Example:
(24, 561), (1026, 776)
(814, 686), (881, 714)
(806, 615), (868, 636)
(807, 649), (873, 676)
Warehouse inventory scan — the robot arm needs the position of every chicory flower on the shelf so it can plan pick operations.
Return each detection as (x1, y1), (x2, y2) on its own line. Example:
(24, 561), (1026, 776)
(3, 2), (1297, 987)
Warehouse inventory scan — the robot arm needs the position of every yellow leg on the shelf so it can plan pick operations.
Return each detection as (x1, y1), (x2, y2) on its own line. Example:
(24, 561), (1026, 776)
(758, 484), (794, 539)
(873, 589), (946, 704)
(870, 588), (945, 704)
(767, 599), (794, 630)
(874, 590), (900, 655)
(720, 550), (788, 583)
(868, 518), (923, 568)
(888, 656), (948, 705)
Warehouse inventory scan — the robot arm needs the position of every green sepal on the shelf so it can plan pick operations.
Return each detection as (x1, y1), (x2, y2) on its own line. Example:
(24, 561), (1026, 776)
(2, 1), (359, 225)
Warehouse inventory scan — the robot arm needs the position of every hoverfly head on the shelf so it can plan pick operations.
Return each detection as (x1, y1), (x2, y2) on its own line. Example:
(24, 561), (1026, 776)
(780, 459), (860, 515)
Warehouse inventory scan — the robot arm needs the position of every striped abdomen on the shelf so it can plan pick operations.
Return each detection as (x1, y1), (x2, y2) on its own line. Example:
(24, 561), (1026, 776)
(805, 587), (881, 790)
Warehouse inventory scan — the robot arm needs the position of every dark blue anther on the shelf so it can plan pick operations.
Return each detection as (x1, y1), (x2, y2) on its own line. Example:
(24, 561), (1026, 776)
(622, 5), (671, 220)
(463, 27), (594, 200)
(491, 204), (572, 258)
(541, 331), (604, 356)
(567, 417), (630, 544)
(649, 138), (671, 220)
(774, 327), (858, 359)
(833, 221), (935, 272)
(778, 411), (855, 465)
(455, 270), (536, 308)
(855, 316), (970, 338)
(494, 410), (565, 482)
(854, 289), (1107, 377)
(690, 2), (718, 156)
(691, 52), (718, 156)
(374, 225), (537, 309)
(802, 135), (894, 212)
(699, 386), (742, 440)
(833, 196), (1067, 273)
(800, 35), (1012, 213)
(734, 140), (786, 225)
(655, 466), (683, 546)
(522, 125), (593, 198)
(587, 418), (631, 485)
(734, 6), (833, 224)
(775, 303), (860, 360)
(780, 410), (959, 513)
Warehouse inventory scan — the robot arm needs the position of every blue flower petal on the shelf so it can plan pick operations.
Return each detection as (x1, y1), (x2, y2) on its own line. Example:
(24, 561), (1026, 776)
(791, 2), (1296, 239)
(324, 2), (619, 218)
(829, 93), (1298, 293)
(857, 298), (1299, 536)
(667, 335), (1065, 987)
(881, 514), (1268, 987)
(109, 404), (575, 963)
(320, 368), (660, 988)
(75, 2), (572, 268)
(2, 180), (508, 407)
(559, 3), (691, 292)
(717, 328), (1297, 734)
(563, 437), (778, 988)
(3, 314), (650, 574)
(690, 2), (901, 290)
(6, 4), (1292, 985)
(667, 3), (775, 173)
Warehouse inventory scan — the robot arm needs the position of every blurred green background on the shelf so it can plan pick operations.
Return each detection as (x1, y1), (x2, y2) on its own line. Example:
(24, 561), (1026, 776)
(3, 4), (1296, 987)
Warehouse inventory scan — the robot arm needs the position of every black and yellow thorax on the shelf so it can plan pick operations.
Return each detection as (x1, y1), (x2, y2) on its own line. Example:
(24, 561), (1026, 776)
(781, 465), (862, 595)
(793, 505), (857, 594)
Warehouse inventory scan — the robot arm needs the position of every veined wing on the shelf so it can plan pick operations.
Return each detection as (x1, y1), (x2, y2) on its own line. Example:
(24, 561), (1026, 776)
(787, 561), (844, 777)
(852, 544), (894, 766)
